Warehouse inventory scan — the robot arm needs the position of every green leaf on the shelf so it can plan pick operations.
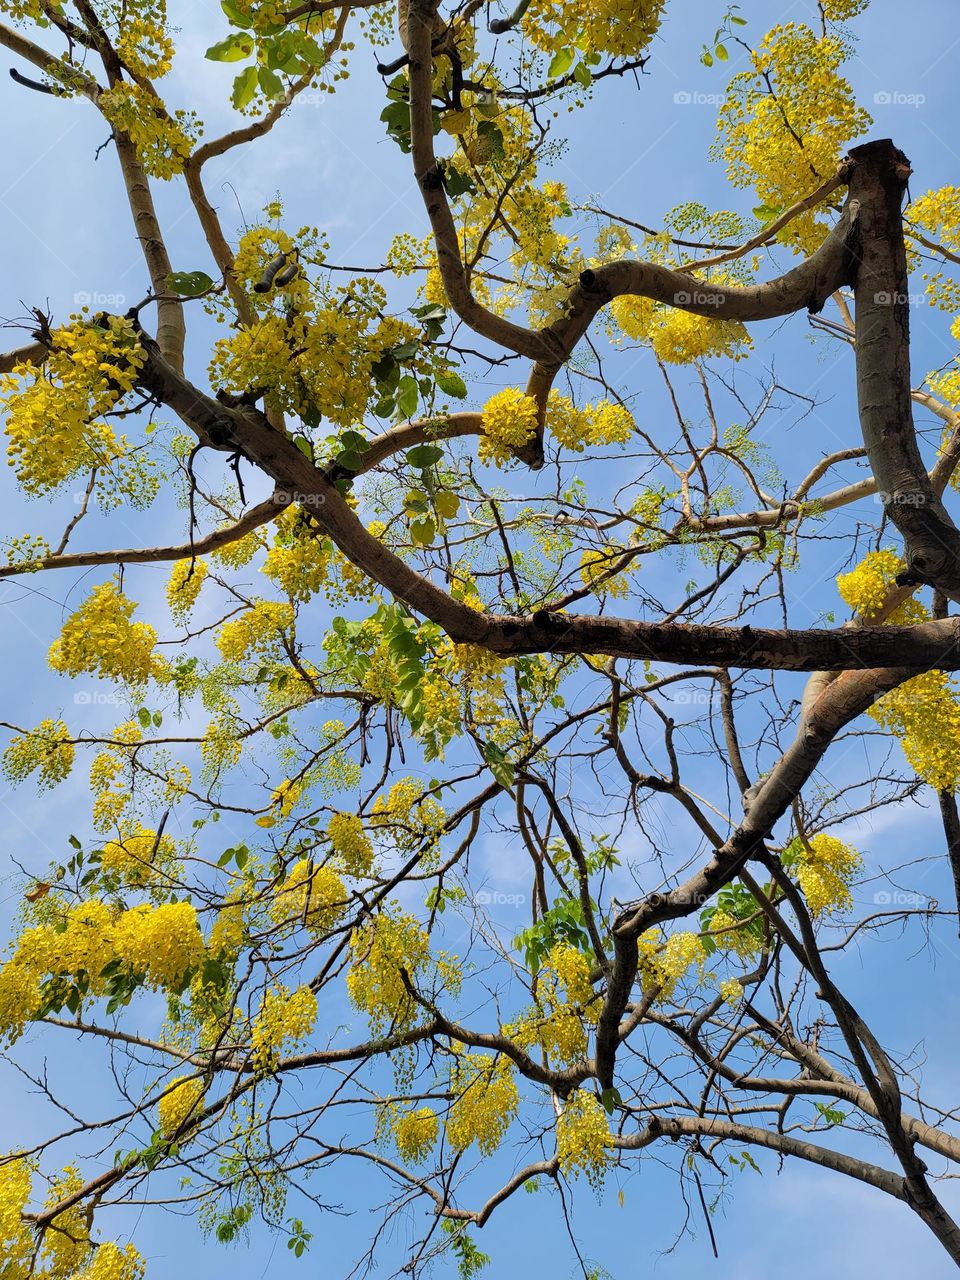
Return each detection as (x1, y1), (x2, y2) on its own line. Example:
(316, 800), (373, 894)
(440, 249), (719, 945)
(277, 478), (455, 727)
(409, 517), (436, 546)
(715, 42), (729, 60)
(258, 65), (284, 100)
(475, 119), (505, 162)
(220, 0), (254, 26)
(336, 449), (364, 473)
(405, 444), (444, 468)
(166, 271), (214, 298)
(205, 32), (254, 61)
(404, 490), (430, 517)
(600, 1086), (623, 1115)
(440, 162), (475, 198)
(266, 32), (307, 73)
(434, 490), (459, 520)
(231, 64), (259, 110)
(436, 370), (468, 398)
(482, 741), (515, 792)
(138, 707), (152, 728)
(547, 47), (575, 79)
(295, 34), (328, 67)
(396, 375), (419, 420)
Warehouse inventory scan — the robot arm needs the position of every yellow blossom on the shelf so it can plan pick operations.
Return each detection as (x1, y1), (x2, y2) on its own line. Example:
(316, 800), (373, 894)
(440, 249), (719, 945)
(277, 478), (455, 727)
(479, 388), (538, 464)
(157, 1075), (205, 1135)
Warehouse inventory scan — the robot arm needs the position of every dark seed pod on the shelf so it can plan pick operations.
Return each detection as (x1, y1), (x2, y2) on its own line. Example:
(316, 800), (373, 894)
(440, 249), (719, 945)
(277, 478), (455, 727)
(254, 253), (288, 293)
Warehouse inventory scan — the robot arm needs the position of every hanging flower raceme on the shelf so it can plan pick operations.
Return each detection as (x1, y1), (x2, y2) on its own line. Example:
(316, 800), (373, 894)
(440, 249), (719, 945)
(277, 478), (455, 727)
(157, 1075), (206, 1136)
(790, 834), (862, 916)
(479, 388), (539, 464)
(556, 1089), (613, 1189)
(446, 1052), (519, 1155)
(49, 581), (162, 685)
(1, 317), (146, 496)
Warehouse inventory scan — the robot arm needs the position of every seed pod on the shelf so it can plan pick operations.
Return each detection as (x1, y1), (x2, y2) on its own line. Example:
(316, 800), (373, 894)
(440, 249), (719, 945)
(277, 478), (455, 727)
(254, 252), (288, 293)
(274, 260), (300, 288)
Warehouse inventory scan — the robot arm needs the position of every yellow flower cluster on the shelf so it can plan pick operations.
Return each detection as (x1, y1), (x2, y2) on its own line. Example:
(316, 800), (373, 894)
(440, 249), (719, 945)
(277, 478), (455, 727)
(708, 909), (761, 960)
(3, 719), (74, 790)
(1, 317), (145, 495)
(715, 23), (871, 254)
(821, 0), (868, 19)
(447, 1053), (519, 1155)
(637, 929), (706, 1000)
(0, 898), (203, 1044)
(210, 268), (417, 428)
(216, 600), (295, 662)
(271, 859), (346, 935)
(835, 553), (960, 786)
(267, 777), (302, 822)
(580, 547), (633, 599)
(114, 0), (175, 78)
(327, 811), (374, 875)
(0, 1155), (34, 1276)
(794, 834), (862, 916)
(263, 512), (331, 602)
(209, 893), (247, 958)
(556, 1090), (612, 1189)
(546, 392), (635, 453)
(49, 581), (160, 685)
(346, 911), (430, 1032)
(113, 902), (205, 987)
(370, 778), (447, 853)
(507, 944), (599, 1066)
(166, 558), (207, 620)
(610, 292), (751, 364)
(0, 1151), (146, 1280)
(201, 718), (243, 777)
(870, 669), (960, 791)
(89, 721), (141, 832)
(100, 823), (177, 887)
(99, 82), (199, 180)
(909, 185), (960, 253)
(157, 1075), (205, 1135)
(390, 1105), (438, 1164)
(211, 527), (260, 569)
(41, 1166), (89, 1276)
(479, 388), (539, 464)
(524, 0), (665, 58)
(836, 549), (915, 621)
(75, 1242), (146, 1280)
(718, 978), (744, 1005)
(251, 984), (317, 1070)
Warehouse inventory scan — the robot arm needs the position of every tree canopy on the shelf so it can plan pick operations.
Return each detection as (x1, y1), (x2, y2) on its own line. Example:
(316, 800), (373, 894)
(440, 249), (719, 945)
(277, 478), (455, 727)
(1, 0), (960, 1275)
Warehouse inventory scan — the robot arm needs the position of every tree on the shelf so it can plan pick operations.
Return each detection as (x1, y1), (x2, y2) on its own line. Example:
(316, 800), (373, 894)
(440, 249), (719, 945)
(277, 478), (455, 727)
(1, 0), (960, 1274)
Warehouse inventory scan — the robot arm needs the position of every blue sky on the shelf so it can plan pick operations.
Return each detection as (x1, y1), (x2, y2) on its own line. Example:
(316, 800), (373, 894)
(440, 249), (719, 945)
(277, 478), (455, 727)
(2, 0), (960, 1276)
